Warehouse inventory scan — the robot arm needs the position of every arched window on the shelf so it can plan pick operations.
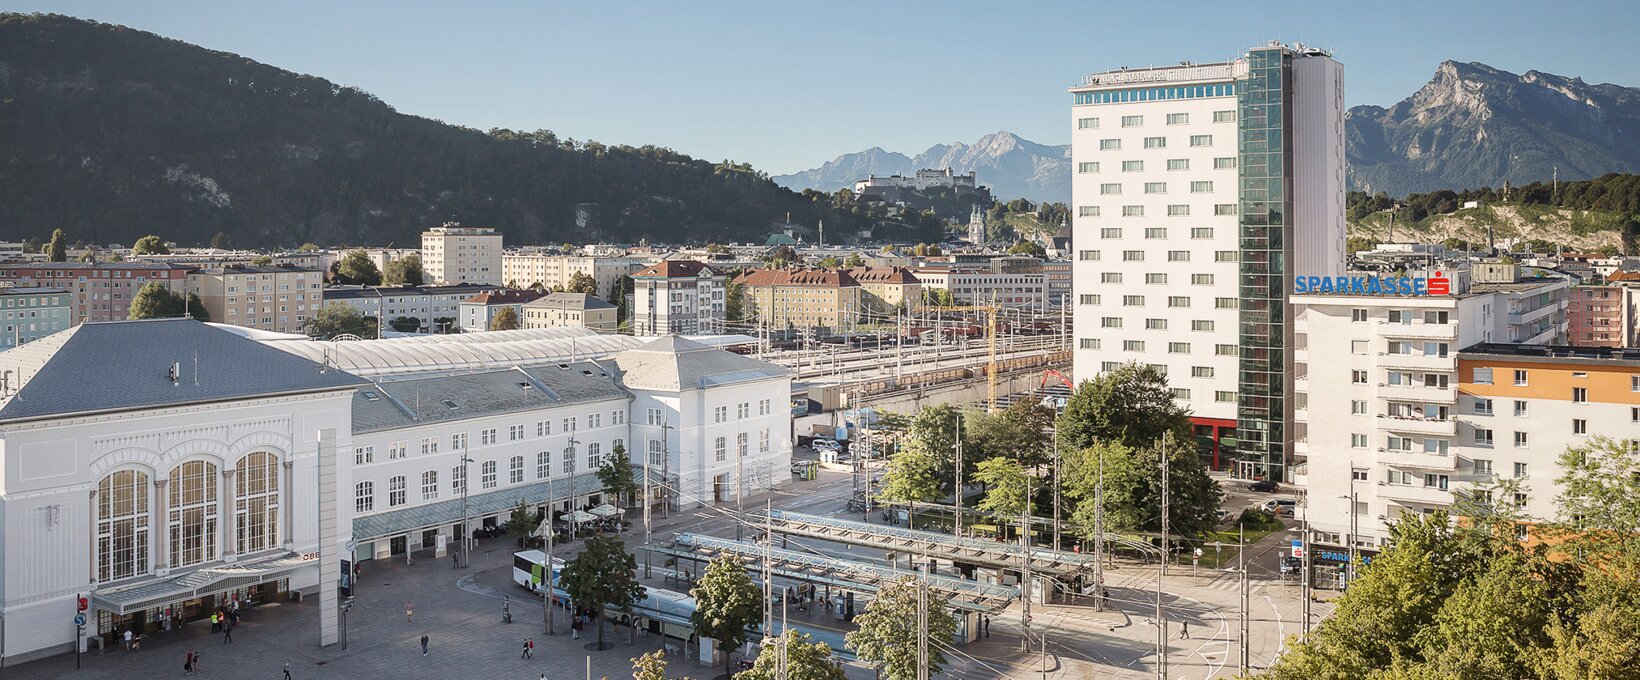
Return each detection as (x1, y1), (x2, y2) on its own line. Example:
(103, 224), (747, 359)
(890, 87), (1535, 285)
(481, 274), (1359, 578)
(421, 470), (439, 500)
(235, 452), (280, 554)
(169, 460), (219, 568)
(736, 433), (748, 458)
(97, 469), (150, 582)
(451, 466), (466, 495)
(536, 451), (551, 479)
(481, 461), (498, 489)
(388, 475), (407, 507)
(355, 481), (374, 512)
(509, 456), (524, 484)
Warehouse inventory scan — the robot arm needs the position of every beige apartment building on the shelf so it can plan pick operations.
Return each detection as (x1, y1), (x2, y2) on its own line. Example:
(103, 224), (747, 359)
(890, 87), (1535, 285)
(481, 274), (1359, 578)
(500, 253), (645, 297)
(846, 267), (923, 316)
(521, 292), (619, 332)
(186, 264), (326, 333)
(421, 223), (502, 285)
(735, 268), (863, 332)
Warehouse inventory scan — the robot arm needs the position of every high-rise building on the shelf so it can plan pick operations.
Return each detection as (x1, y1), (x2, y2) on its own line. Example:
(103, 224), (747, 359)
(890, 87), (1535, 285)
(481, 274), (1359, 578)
(631, 260), (726, 336)
(1069, 42), (1345, 479)
(421, 223), (502, 286)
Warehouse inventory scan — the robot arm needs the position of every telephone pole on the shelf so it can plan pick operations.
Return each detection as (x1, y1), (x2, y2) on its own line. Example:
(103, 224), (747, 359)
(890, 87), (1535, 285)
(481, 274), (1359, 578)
(954, 412), (963, 536)
(459, 447), (471, 568)
(643, 435), (652, 578)
(1301, 497), (1312, 638)
(1020, 472), (1033, 653)
(545, 479), (556, 635)
(1239, 523), (1249, 674)
(1160, 437), (1169, 577)
(1052, 436), (1062, 550)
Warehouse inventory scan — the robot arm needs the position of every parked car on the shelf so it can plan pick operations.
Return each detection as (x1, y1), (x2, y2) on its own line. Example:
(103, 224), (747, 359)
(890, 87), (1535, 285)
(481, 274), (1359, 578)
(811, 438), (841, 451)
(1263, 498), (1298, 515)
(1248, 479), (1280, 493)
(1280, 556), (1302, 575)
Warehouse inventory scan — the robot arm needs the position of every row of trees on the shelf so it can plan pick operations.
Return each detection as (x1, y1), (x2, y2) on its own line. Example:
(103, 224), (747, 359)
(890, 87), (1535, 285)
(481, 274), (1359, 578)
(1347, 173), (1640, 222)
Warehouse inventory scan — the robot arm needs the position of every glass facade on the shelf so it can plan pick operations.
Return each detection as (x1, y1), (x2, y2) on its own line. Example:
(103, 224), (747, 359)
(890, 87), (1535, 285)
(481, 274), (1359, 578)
(1236, 47), (1293, 481)
(1073, 83), (1236, 106)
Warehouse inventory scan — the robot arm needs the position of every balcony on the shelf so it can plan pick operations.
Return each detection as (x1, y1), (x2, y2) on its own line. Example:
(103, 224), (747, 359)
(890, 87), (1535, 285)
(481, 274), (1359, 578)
(1375, 383), (1457, 404)
(1376, 352), (1456, 372)
(1376, 448), (1457, 471)
(1377, 414), (1457, 436)
(1377, 482), (1454, 506)
(1508, 299), (1567, 326)
(1377, 321), (1458, 340)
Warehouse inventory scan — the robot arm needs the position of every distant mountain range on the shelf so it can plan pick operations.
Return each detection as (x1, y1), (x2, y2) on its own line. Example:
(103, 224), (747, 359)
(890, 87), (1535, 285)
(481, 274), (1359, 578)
(773, 132), (1071, 204)
(779, 62), (1640, 202)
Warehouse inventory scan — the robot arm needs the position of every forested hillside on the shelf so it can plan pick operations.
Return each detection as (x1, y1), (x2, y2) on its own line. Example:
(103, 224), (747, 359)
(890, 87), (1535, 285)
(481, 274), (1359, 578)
(1346, 173), (1640, 254)
(0, 14), (943, 248)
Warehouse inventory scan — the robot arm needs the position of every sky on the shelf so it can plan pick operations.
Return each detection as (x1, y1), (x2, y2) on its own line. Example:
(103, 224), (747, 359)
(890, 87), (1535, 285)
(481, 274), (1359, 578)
(10, 0), (1639, 174)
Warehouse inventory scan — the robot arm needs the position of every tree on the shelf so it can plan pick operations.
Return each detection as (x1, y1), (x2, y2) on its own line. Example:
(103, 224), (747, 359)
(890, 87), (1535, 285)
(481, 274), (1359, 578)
(250, 255), (273, 266)
(922, 288), (954, 307)
(210, 232), (232, 250)
(131, 235), (169, 255)
(566, 271), (598, 296)
(876, 449), (942, 527)
(1553, 435), (1640, 554)
(1065, 434), (1221, 539)
(736, 629), (845, 680)
(507, 501), (534, 545)
(631, 649), (692, 680)
(489, 306), (521, 331)
(336, 249), (382, 285)
(845, 577), (957, 680)
(296, 242), (321, 253)
(972, 457), (1033, 520)
(78, 251), (97, 263)
(596, 443), (638, 509)
(688, 555), (762, 669)
(45, 228), (67, 262)
(184, 292), (210, 322)
(559, 535), (644, 651)
(724, 280), (746, 322)
(1007, 241), (1045, 256)
(307, 302), (377, 339)
(1055, 362), (1192, 452)
(899, 404), (966, 495)
(383, 253), (424, 286)
(388, 316), (422, 333)
(127, 283), (209, 322)
(843, 253), (865, 268)
(817, 256), (841, 268)
(964, 400), (1053, 468)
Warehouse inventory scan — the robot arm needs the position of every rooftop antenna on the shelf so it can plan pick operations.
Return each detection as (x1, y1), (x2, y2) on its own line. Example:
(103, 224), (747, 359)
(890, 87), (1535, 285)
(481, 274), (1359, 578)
(168, 361), (181, 387)
(193, 350), (199, 387)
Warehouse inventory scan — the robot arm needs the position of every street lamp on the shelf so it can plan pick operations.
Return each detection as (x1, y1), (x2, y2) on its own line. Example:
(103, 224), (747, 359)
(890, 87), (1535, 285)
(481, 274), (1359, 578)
(1338, 491), (1359, 587)
(458, 448), (472, 568)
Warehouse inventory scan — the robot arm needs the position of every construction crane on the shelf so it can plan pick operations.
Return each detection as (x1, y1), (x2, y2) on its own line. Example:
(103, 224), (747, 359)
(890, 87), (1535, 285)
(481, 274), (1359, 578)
(925, 305), (1000, 411)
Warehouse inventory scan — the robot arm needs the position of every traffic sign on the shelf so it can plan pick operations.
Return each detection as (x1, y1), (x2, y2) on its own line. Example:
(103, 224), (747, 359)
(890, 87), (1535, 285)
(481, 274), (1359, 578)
(74, 613), (85, 626)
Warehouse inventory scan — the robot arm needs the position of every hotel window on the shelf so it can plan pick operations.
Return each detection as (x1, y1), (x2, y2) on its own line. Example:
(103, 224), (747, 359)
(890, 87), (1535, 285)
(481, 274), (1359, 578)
(1573, 419), (1588, 435)
(1166, 204), (1190, 217)
(1192, 320), (1214, 332)
(1514, 400), (1528, 416)
(1167, 159), (1189, 170)
(354, 481), (374, 513)
(1078, 117), (1099, 129)
(1122, 205), (1144, 217)
(481, 461), (497, 489)
(1214, 157), (1237, 169)
(1172, 343), (1193, 354)
(1122, 160), (1144, 172)
(1191, 274), (1214, 285)
(1216, 344), (1237, 356)
(1143, 137), (1166, 149)
(1166, 113), (1189, 125)
(1215, 391), (1237, 403)
(1079, 206), (1101, 217)
(1168, 296), (1190, 308)
(1351, 400), (1368, 415)
(1215, 297), (1238, 309)
(1167, 250), (1190, 262)
(1352, 370), (1369, 384)
(1190, 227), (1213, 239)
(1121, 115), (1143, 127)
(1101, 273), (1123, 284)
(1189, 134), (1213, 147)
(388, 476), (406, 507)
(1351, 433), (1368, 448)
(1123, 295), (1145, 306)
(1145, 227), (1167, 239)
(1079, 294), (1100, 305)
(1144, 182), (1167, 194)
(1101, 317), (1123, 328)
(1146, 273), (1167, 285)
(1124, 340), (1146, 352)
(422, 470), (439, 500)
(1171, 388), (1191, 399)
(1123, 250), (1144, 262)
(1100, 139), (1120, 150)
(1079, 338), (1101, 349)
(97, 469), (151, 582)
(714, 437), (727, 462)
(1145, 318), (1167, 330)
(1214, 204), (1238, 215)
(1514, 370), (1528, 386)
(1514, 431), (1528, 448)
(1191, 181), (1214, 193)
(1078, 162), (1100, 173)
(1572, 387), (1587, 403)
(1100, 183), (1122, 195)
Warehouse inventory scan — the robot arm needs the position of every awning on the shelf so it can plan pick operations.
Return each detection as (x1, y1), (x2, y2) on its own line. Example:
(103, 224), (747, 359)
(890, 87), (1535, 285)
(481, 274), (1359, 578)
(565, 511), (596, 524)
(91, 552), (311, 616)
(588, 504), (620, 518)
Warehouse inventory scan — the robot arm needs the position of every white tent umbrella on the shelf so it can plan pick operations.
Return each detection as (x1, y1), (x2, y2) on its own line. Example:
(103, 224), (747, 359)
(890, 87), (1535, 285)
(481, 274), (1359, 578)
(564, 510), (597, 524)
(589, 504), (620, 518)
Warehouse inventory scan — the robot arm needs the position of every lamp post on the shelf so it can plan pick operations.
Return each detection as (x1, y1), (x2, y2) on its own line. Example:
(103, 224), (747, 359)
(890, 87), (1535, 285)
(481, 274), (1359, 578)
(458, 448), (471, 568)
(1339, 491), (1359, 588)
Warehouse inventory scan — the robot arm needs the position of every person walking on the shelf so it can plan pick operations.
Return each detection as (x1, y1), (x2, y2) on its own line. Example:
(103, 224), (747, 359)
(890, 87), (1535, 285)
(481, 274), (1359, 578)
(222, 624), (233, 644)
(405, 600), (414, 624)
(420, 633), (429, 656)
(520, 638), (532, 659)
(1179, 621), (1190, 639)
(283, 659), (292, 680)
(571, 616), (582, 640)
(191, 650), (202, 673)
(123, 629), (133, 651)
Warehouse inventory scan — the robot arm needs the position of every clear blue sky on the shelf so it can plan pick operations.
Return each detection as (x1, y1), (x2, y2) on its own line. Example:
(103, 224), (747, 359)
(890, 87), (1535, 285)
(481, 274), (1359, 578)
(11, 0), (1638, 174)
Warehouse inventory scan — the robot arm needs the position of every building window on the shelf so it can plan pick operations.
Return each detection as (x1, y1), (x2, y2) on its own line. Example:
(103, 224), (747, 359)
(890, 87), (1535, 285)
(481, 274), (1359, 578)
(510, 456), (525, 483)
(538, 420), (551, 436)
(388, 475), (407, 507)
(1166, 113), (1189, 125)
(1474, 398), (1493, 415)
(1191, 365), (1212, 377)
(1122, 205), (1144, 217)
(1164, 204), (1190, 217)
(1145, 227), (1167, 239)
(1191, 181), (1214, 193)
(235, 452), (280, 554)
(1144, 182), (1166, 194)
(1189, 134), (1212, 147)
(510, 424), (525, 441)
(1143, 136), (1166, 149)
(1514, 431), (1528, 448)
(1078, 250), (1101, 261)
(389, 441), (407, 460)
(1514, 400), (1528, 417)
(169, 460), (219, 568)
(587, 442), (603, 469)
(1170, 388), (1191, 399)
(1213, 204), (1237, 215)
(1101, 317), (1122, 328)
(422, 470), (439, 500)
(1123, 250), (1144, 262)
(1124, 340), (1146, 351)
(1572, 387), (1587, 403)
(1352, 370), (1369, 384)
(1215, 391), (1236, 403)
(1191, 273), (1214, 285)
(1078, 162), (1099, 173)
(1192, 320), (1214, 332)
(1351, 433), (1368, 448)
(1078, 117), (1099, 129)
(354, 446), (375, 465)
(563, 445), (577, 474)
(1123, 295), (1145, 306)
(1212, 110), (1236, 123)
(97, 469), (151, 582)
(1079, 294), (1100, 305)
(715, 436), (727, 462)
(1216, 344), (1237, 356)
(1100, 139), (1120, 150)
(1100, 183), (1122, 195)
(1122, 115), (1144, 127)
(1513, 462), (1528, 478)
(480, 428), (496, 446)
(1167, 159), (1189, 171)
(1102, 273), (1123, 284)
(1146, 273), (1167, 285)
(1167, 251), (1190, 262)
(646, 408), (662, 425)
(714, 406), (727, 423)
(1079, 338), (1100, 349)
(760, 428), (770, 453)
(1573, 419), (1588, 435)
(1079, 206), (1101, 217)
(1214, 157), (1237, 169)
(1514, 370), (1528, 386)
(1351, 400), (1368, 415)
(1122, 160), (1144, 172)
(1168, 296), (1190, 308)
(481, 461), (498, 489)
(452, 465), (467, 494)
(354, 481), (374, 513)
(1190, 227), (1213, 239)
(450, 432), (466, 450)
(1145, 318), (1167, 330)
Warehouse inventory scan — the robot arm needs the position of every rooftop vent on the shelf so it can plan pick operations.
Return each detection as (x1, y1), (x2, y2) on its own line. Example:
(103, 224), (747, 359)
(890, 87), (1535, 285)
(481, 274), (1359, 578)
(518, 382), (534, 390)
(441, 399), (459, 409)
(363, 391), (380, 402)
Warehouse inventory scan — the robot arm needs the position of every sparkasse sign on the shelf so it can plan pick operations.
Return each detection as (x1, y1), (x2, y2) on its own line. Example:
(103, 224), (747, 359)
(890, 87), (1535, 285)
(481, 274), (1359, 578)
(1293, 271), (1451, 296)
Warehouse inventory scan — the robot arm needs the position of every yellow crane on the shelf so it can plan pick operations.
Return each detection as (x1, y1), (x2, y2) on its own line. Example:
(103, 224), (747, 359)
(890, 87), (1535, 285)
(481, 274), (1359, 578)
(925, 304), (999, 412)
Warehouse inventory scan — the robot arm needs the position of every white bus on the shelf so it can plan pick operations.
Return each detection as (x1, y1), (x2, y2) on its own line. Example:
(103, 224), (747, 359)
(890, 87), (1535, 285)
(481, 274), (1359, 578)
(512, 549), (566, 594)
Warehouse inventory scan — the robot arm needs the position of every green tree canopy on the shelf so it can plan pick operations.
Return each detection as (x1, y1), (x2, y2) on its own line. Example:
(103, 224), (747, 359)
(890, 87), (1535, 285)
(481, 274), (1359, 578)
(250, 255), (273, 266)
(845, 577), (957, 680)
(45, 228), (67, 262)
(922, 288), (954, 307)
(596, 443), (638, 508)
(489, 306), (521, 331)
(382, 253), (424, 286)
(737, 629), (845, 680)
(899, 404), (967, 495)
(307, 302), (376, 339)
(127, 283), (209, 322)
(506, 501), (534, 541)
(559, 535), (644, 650)
(296, 242), (321, 253)
(388, 316), (421, 333)
(131, 234), (169, 255)
(972, 456), (1033, 520)
(335, 249), (381, 285)
(1554, 435), (1640, 554)
(688, 554), (762, 667)
(1007, 240), (1045, 256)
(725, 280), (746, 322)
(843, 253), (865, 268)
(964, 400), (1053, 468)
(78, 251), (97, 263)
(566, 271), (598, 296)
(816, 256), (841, 268)
(1055, 362), (1192, 452)
(876, 448), (942, 521)
(1065, 434), (1221, 538)
(209, 232), (232, 249)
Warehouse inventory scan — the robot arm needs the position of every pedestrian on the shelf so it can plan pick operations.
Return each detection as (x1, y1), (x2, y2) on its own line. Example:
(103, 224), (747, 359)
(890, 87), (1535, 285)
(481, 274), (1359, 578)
(183, 650), (194, 675)
(571, 616), (582, 639)
(451, 551), (460, 569)
(192, 650), (202, 673)
(283, 659), (292, 680)
(123, 629), (133, 651)
(1180, 621), (1190, 639)
(210, 611), (220, 633)
(520, 638), (532, 659)
(223, 624), (233, 644)
(405, 600), (413, 624)
(420, 633), (429, 656)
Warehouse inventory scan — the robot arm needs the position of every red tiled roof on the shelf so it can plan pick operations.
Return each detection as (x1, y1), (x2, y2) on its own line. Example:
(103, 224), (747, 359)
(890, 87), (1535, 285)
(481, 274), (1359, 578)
(846, 267), (920, 284)
(734, 268), (860, 288)
(633, 259), (717, 278)
(1607, 271), (1640, 283)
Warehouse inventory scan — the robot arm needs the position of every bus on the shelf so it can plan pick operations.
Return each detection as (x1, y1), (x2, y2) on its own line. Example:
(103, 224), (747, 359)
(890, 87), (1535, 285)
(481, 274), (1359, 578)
(512, 549), (566, 594)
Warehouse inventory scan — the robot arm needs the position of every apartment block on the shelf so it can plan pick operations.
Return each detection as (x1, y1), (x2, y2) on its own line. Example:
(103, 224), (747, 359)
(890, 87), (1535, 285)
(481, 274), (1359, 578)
(846, 267), (924, 316)
(520, 292), (618, 333)
(0, 262), (192, 325)
(323, 284), (500, 333)
(632, 260), (725, 336)
(458, 289), (546, 332)
(186, 265), (325, 333)
(734, 269), (864, 332)
(500, 253), (645, 298)
(0, 287), (71, 348)
(1566, 284), (1636, 347)
(421, 224), (502, 286)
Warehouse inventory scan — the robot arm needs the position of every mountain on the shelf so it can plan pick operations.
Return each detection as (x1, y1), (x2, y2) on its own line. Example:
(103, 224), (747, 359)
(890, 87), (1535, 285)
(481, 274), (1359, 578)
(1346, 61), (1640, 196)
(774, 132), (1071, 204)
(0, 13), (914, 249)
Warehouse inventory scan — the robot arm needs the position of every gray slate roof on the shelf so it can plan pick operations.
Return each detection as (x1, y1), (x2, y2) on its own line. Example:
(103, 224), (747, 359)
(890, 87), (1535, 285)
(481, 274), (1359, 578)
(352, 361), (630, 433)
(523, 292), (616, 311)
(0, 319), (368, 423)
(610, 335), (789, 392)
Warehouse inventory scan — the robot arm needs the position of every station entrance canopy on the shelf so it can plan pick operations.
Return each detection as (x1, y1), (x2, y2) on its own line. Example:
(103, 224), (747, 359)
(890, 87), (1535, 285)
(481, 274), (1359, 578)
(758, 510), (1100, 576)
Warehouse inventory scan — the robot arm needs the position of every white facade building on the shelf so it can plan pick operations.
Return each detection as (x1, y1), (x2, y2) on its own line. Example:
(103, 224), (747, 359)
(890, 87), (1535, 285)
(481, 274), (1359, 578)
(631, 261), (726, 336)
(1068, 43), (1345, 479)
(500, 253), (645, 299)
(421, 224), (503, 286)
(323, 284), (500, 333)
